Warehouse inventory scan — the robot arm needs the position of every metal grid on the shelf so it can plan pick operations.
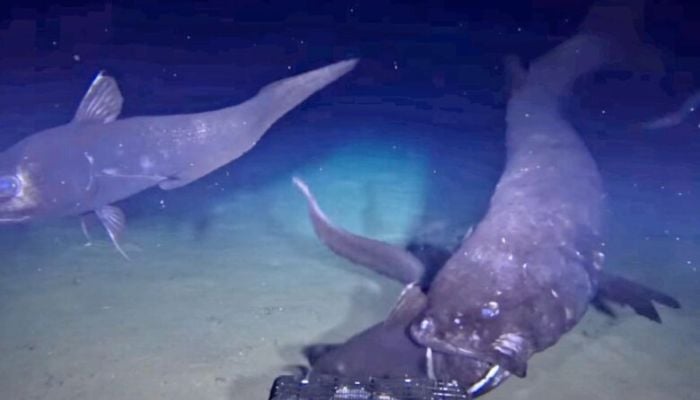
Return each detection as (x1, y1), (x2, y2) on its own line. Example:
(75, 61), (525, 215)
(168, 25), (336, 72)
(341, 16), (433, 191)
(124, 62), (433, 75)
(268, 374), (471, 400)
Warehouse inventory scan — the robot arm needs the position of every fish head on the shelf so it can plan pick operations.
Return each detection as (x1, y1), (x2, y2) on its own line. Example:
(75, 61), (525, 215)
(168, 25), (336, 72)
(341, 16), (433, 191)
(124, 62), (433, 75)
(410, 298), (532, 382)
(0, 157), (41, 222)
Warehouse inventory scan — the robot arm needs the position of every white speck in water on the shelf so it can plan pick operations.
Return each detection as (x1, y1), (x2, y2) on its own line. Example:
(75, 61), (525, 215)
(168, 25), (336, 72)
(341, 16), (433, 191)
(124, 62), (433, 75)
(500, 237), (506, 244)
(524, 113), (530, 118)
(118, 143), (124, 148)
(52, 40), (57, 46)
(522, 262), (528, 270)
(189, 162), (195, 167)
(73, 54), (81, 61)
(159, 199), (166, 209)
(677, 192), (683, 196)
(287, 65), (292, 70)
(186, 35), (191, 40)
(675, 236), (681, 241)
(551, 289), (559, 298)
(172, 72), (177, 78)
(393, 61), (399, 70)
(60, 180), (65, 185)
(517, 27), (522, 32)
(507, 254), (514, 261)
(690, 107), (695, 112)
(601, 109), (606, 115)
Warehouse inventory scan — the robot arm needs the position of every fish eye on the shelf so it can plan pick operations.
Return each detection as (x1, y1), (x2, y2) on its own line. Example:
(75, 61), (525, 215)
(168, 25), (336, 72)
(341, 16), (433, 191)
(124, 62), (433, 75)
(0, 176), (20, 198)
(480, 301), (500, 319)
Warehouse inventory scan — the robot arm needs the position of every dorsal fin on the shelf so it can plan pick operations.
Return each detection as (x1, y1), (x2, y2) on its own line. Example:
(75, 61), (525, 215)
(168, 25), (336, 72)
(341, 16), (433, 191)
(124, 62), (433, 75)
(73, 71), (123, 123)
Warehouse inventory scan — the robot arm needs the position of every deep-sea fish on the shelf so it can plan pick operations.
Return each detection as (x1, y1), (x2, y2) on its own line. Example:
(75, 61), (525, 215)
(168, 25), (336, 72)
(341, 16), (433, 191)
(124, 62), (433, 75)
(291, 3), (680, 397)
(0, 59), (357, 258)
(641, 89), (700, 130)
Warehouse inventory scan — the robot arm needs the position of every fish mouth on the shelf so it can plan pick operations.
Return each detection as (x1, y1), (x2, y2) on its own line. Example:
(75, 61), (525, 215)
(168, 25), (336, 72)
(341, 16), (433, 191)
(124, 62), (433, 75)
(410, 317), (489, 360)
(421, 337), (509, 396)
(411, 319), (510, 396)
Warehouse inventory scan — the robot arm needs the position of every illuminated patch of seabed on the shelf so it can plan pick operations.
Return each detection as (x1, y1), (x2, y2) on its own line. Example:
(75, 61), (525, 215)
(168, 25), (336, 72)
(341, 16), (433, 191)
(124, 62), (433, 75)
(275, 138), (430, 244)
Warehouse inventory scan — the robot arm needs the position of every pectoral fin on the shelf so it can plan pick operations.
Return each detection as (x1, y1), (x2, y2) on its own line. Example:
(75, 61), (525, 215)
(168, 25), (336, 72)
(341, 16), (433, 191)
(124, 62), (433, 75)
(491, 332), (529, 378)
(95, 205), (130, 260)
(292, 176), (425, 285)
(492, 351), (528, 378)
(593, 271), (680, 323)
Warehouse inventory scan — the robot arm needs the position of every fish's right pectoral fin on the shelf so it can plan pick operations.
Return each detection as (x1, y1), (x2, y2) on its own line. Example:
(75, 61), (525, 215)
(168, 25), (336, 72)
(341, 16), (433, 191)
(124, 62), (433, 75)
(292, 176), (425, 285)
(95, 205), (130, 260)
(74, 71), (124, 124)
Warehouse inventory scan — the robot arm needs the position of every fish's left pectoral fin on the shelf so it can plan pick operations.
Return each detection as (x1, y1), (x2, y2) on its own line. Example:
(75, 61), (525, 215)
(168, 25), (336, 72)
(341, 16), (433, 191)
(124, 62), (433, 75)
(95, 205), (130, 260)
(492, 350), (528, 378)
(74, 71), (124, 124)
(595, 271), (681, 323)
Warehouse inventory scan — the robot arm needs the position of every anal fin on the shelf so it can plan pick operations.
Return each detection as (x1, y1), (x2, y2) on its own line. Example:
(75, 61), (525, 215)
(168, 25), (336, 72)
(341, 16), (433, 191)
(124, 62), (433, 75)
(95, 205), (130, 260)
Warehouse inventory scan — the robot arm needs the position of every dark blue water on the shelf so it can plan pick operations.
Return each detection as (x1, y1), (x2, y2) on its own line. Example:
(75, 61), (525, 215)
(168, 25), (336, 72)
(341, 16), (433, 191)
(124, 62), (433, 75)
(0, 1), (698, 399)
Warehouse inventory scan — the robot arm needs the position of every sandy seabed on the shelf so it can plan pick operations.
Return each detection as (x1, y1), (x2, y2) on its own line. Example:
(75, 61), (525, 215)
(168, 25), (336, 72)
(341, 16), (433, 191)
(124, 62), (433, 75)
(0, 178), (697, 400)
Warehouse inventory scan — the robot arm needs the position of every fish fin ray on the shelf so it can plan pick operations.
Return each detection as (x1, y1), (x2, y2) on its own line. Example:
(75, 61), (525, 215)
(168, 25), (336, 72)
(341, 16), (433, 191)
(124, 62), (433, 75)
(595, 271), (680, 323)
(74, 71), (123, 124)
(492, 350), (528, 378)
(95, 205), (130, 260)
